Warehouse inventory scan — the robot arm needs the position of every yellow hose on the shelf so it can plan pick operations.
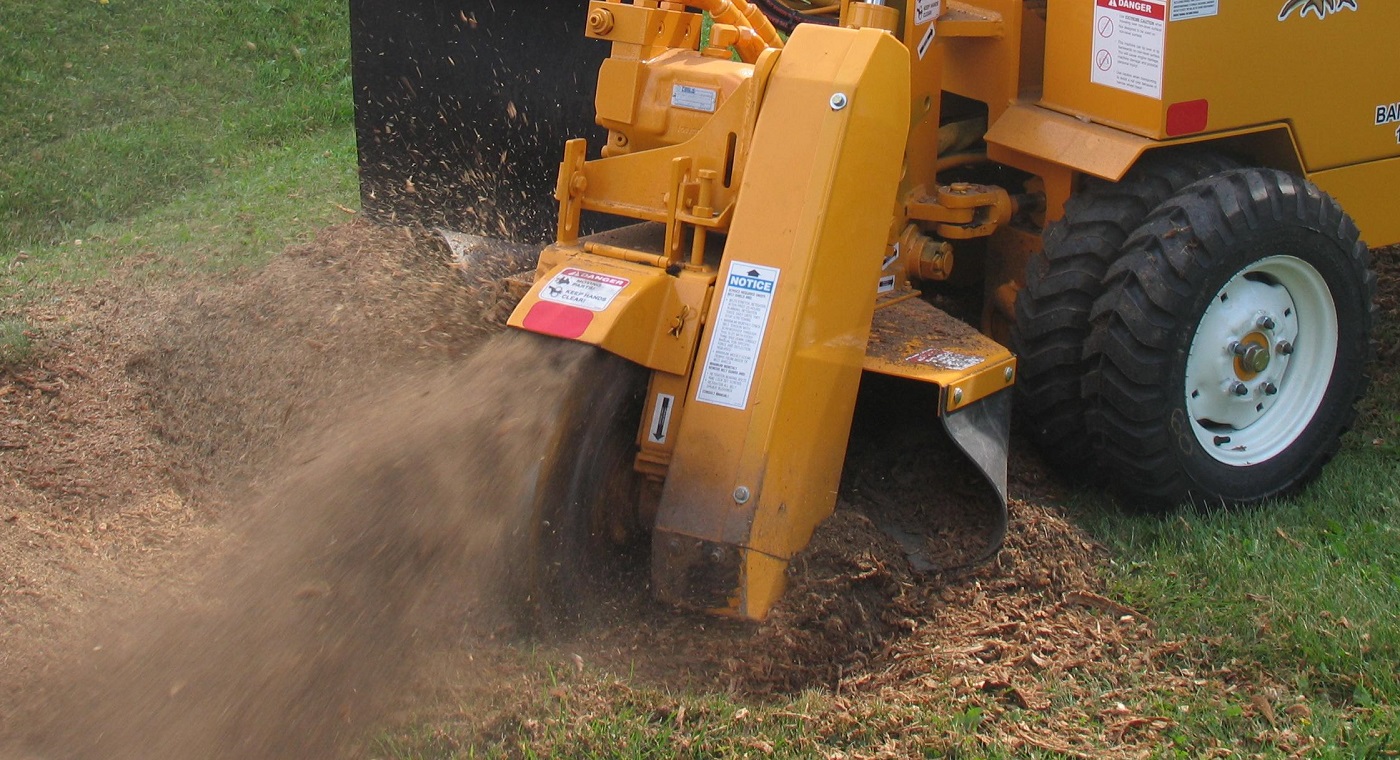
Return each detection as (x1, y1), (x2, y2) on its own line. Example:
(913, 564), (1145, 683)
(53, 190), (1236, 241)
(687, 0), (785, 60)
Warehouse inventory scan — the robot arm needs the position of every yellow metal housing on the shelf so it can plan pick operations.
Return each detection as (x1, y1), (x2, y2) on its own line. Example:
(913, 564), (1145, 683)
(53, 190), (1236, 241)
(650, 23), (912, 620)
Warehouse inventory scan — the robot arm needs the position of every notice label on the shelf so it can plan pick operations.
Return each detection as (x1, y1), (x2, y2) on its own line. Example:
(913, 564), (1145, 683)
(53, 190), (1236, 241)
(915, 0), (942, 25)
(671, 84), (718, 113)
(1091, 0), (1166, 100)
(538, 268), (628, 312)
(878, 275), (897, 294)
(1169, 0), (1217, 20)
(695, 261), (780, 410)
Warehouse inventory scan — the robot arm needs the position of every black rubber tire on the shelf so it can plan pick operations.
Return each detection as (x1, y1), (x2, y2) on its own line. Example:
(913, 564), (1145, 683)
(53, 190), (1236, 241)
(529, 344), (648, 624)
(1082, 168), (1376, 510)
(1013, 151), (1239, 473)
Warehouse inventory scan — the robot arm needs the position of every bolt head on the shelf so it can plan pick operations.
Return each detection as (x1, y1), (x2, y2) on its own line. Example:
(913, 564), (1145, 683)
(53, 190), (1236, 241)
(1263, 382), (1279, 396)
(829, 92), (848, 110)
(1231, 381), (1249, 397)
(1257, 315), (1277, 330)
(733, 486), (751, 504)
(1276, 340), (1294, 356)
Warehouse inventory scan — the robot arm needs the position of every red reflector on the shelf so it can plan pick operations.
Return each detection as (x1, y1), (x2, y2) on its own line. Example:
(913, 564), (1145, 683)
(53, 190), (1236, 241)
(1166, 99), (1209, 136)
(522, 301), (594, 339)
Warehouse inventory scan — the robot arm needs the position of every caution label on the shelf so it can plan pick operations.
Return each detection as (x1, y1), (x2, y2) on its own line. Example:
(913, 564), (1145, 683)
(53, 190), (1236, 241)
(915, 0), (942, 25)
(1091, 0), (1166, 100)
(538, 268), (628, 312)
(695, 261), (780, 410)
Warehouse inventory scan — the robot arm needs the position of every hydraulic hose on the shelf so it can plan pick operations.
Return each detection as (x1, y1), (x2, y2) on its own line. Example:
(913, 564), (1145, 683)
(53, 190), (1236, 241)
(685, 0), (785, 60)
(754, 0), (838, 34)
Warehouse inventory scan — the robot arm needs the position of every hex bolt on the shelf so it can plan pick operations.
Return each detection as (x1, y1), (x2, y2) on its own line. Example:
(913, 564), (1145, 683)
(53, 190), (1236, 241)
(1230, 381), (1250, 397)
(1256, 315), (1276, 330)
(1263, 382), (1279, 396)
(733, 486), (751, 504)
(1004, 366), (1015, 383)
(1276, 340), (1294, 356)
(829, 92), (849, 111)
(953, 388), (964, 405)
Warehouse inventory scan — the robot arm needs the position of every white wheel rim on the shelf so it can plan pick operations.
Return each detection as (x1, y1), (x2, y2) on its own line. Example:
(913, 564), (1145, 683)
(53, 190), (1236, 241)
(1183, 255), (1337, 466)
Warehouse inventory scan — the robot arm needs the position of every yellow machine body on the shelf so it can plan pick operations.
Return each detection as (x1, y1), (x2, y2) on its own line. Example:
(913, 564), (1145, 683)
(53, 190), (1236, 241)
(502, 0), (1396, 621)
(935, 0), (1400, 245)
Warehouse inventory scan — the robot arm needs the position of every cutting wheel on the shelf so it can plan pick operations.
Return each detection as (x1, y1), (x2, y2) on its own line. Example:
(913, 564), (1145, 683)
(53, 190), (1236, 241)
(525, 340), (649, 624)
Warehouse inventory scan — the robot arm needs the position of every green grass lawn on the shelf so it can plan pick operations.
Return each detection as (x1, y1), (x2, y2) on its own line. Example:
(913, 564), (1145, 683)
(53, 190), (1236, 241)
(0, 0), (357, 295)
(2, 2), (1397, 757)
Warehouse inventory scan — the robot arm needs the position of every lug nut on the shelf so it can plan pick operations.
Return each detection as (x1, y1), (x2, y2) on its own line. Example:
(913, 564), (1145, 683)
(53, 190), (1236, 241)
(1263, 382), (1278, 396)
(1257, 315), (1276, 330)
(1230, 381), (1249, 397)
(1276, 340), (1294, 356)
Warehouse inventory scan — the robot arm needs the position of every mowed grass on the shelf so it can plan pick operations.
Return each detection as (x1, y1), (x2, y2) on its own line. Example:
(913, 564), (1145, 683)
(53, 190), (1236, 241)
(3, 2), (1398, 757)
(0, 0), (357, 294)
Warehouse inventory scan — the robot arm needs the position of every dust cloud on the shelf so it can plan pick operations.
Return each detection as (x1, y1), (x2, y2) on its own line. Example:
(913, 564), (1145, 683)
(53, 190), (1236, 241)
(3, 332), (588, 759)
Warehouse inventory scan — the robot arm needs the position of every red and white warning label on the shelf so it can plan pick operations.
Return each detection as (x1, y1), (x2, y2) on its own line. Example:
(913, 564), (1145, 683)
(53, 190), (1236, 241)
(538, 268), (628, 312)
(1091, 0), (1166, 100)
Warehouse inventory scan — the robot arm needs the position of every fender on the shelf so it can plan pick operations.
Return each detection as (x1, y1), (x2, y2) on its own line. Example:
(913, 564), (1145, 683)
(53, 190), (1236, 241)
(507, 224), (715, 378)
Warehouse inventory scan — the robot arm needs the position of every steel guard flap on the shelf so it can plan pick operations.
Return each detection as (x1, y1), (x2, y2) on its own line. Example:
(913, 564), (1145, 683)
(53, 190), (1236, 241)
(986, 103), (1152, 183)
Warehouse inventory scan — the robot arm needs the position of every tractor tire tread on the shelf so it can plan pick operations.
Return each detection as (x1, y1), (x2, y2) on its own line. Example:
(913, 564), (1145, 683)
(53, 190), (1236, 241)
(1082, 168), (1376, 510)
(1013, 151), (1239, 472)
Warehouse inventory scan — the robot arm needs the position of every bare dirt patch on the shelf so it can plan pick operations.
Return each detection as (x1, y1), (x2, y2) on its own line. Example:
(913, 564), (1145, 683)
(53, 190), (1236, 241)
(1, 227), (1391, 758)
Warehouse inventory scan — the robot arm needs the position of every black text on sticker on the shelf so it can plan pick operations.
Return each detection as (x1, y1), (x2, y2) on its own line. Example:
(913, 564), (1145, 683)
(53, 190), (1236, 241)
(1377, 102), (1400, 126)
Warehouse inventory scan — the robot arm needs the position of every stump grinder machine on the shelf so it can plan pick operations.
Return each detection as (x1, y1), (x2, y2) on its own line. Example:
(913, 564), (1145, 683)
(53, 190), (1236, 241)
(351, 0), (1396, 620)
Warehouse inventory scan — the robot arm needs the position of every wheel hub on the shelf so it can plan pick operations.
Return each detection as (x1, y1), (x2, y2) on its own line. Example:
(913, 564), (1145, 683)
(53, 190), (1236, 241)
(1231, 332), (1272, 376)
(1183, 255), (1338, 466)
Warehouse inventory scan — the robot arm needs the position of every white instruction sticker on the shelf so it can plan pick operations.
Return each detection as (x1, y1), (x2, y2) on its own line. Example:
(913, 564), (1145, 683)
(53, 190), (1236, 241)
(915, 0), (942, 25)
(671, 84), (718, 113)
(1170, 0), (1217, 20)
(878, 275), (897, 294)
(917, 24), (936, 60)
(538, 268), (628, 312)
(695, 261), (780, 410)
(648, 393), (675, 444)
(1091, 0), (1166, 100)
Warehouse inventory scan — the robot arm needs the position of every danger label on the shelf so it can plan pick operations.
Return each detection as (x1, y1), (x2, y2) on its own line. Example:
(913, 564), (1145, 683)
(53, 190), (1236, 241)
(1091, 0), (1166, 100)
(538, 268), (628, 312)
(695, 261), (780, 410)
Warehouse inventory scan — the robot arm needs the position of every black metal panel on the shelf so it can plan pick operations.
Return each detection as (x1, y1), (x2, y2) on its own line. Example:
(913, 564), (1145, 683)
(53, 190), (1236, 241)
(349, 0), (606, 242)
